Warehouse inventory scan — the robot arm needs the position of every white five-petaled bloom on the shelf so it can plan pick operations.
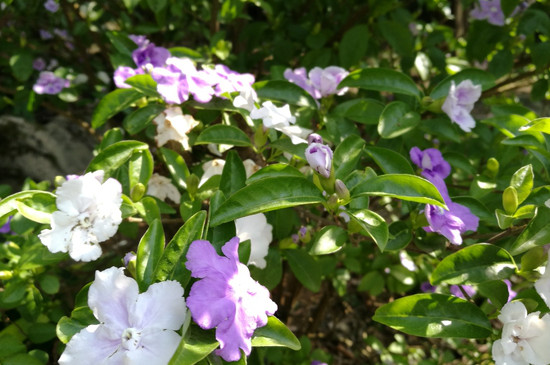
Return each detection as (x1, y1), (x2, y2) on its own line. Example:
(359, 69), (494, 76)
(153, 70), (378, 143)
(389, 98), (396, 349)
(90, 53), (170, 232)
(59, 267), (187, 365)
(492, 301), (550, 365)
(38, 171), (122, 262)
(441, 80), (482, 133)
(535, 253), (550, 307)
(250, 101), (311, 144)
(147, 173), (181, 203)
(235, 213), (273, 269)
(232, 87), (259, 113)
(153, 107), (199, 150)
(199, 158), (260, 187)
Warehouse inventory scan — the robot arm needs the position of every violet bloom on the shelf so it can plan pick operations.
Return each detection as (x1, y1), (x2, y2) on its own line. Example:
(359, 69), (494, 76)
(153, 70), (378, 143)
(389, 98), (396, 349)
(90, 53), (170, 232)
(185, 237), (277, 362)
(420, 281), (436, 293)
(205, 64), (255, 97)
(40, 30), (53, 40)
(0, 217), (12, 234)
(284, 67), (317, 98)
(504, 279), (517, 303)
(424, 201), (479, 245)
(305, 143), (333, 179)
(470, 0), (505, 26)
(132, 43), (170, 68)
(113, 66), (142, 89)
(128, 34), (149, 48)
(44, 0), (59, 12)
(308, 66), (349, 98)
(151, 64), (189, 104)
(59, 267), (187, 364)
(409, 147), (451, 182)
(441, 80), (482, 132)
(33, 71), (69, 95)
(311, 361), (328, 365)
(33, 58), (46, 71)
(307, 133), (323, 144)
(449, 285), (476, 299)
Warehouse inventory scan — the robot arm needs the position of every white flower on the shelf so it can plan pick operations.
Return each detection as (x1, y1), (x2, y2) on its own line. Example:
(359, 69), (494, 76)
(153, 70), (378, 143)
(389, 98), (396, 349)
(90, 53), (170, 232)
(153, 107), (199, 150)
(492, 301), (550, 365)
(441, 80), (482, 133)
(232, 87), (258, 113)
(147, 173), (181, 203)
(199, 159), (226, 187)
(38, 171), (122, 262)
(243, 159), (260, 178)
(235, 213), (273, 269)
(535, 253), (550, 307)
(250, 101), (311, 144)
(59, 267), (187, 365)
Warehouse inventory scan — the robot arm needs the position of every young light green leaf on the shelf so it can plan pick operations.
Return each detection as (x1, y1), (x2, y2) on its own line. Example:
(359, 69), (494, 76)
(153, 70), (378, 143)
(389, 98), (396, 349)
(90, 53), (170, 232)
(333, 135), (365, 179)
(378, 101), (420, 139)
(251, 316), (301, 350)
(210, 177), (324, 226)
(348, 209), (389, 251)
(254, 80), (318, 109)
(0, 191), (56, 221)
(87, 141), (149, 177)
(338, 68), (422, 99)
(91, 89), (143, 128)
(431, 244), (516, 285)
(136, 219), (165, 291)
(510, 165), (533, 205)
(351, 174), (446, 207)
(373, 293), (492, 338)
(129, 150), (154, 191)
(309, 225), (348, 255)
(364, 146), (414, 174)
(123, 103), (165, 135)
(285, 249), (322, 292)
(195, 125), (252, 147)
(430, 69), (496, 100)
(519, 118), (550, 134)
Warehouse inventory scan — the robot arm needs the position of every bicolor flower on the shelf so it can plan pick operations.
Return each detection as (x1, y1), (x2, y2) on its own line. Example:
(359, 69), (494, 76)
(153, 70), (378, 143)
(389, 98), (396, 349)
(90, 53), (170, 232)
(33, 71), (69, 95)
(185, 238), (277, 362)
(38, 170), (122, 262)
(441, 80), (482, 132)
(492, 301), (550, 365)
(152, 107), (199, 150)
(132, 43), (170, 69)
(113, 66), (143, 89)
(305, 142), (333, 179)
(235, 213), (273, 269)
(250, 101), (310, 144)
(147, 173), (181, 204)
(59, 267), (187, 365)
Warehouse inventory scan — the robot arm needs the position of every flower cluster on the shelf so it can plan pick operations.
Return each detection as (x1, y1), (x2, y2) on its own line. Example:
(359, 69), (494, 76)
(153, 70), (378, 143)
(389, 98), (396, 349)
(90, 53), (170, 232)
(33, 71), (70, 95)
(185, 237), (277, 361)
(284, 66), (349, 99)
(38, 170), (122, 262)
(59, 267), (187, 365)
(441, 80), (482, 132)
(410, 147), (479, 245)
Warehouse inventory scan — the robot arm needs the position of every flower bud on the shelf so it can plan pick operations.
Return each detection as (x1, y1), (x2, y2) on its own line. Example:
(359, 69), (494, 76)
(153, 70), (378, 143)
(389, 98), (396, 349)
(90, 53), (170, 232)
(130, 183), (146, 202)
(335, 179), (350, 201)
(307, 133), (323, 144)
(486, 157), (499, 178)
(305, 143), (333, 179)
(123, 251), (137, 278)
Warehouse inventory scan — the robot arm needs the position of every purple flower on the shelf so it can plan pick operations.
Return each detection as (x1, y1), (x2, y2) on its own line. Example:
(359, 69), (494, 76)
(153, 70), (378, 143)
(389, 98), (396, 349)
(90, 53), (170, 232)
(311, 361), (328, 365)
(151, 64), (189, 104)
(284, 67), (317, 98)
(113, 66), (142, 89)
(33, 71), (69, 95)
(132, 43), (170, 68)
(0, 217), (12, 234)
(421, 281), (436, 293)
(504, 279), (517, 302)
(441, 80), (482, 132)
(305, 143), (333, 179)
(410, 147), (451, 182)
(33, 58), (46, 71)
(123, 252), (136, 268)
(470, 0), (505, 26)
(424, 201), (479, 245)
(129, 34), (149, 48)
(307, 133), (323, 144)
(308, 66), (349, 98)
(204, 64), (255, 97)
(449, 285), (476, 299)
(53, 28), (69, 40)
(40, 30), (53, 40)
(185, 237), (277, 362)
(44, 0), (59, 13)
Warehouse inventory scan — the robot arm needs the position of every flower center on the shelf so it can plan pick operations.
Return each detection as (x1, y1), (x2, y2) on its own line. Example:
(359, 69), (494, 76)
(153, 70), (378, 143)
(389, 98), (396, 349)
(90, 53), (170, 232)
(121, 328), (142, 351)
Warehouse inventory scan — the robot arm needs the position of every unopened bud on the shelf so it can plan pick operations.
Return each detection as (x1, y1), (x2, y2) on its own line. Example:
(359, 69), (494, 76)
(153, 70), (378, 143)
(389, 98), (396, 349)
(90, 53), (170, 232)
(123, 252), (137, 278)
(486, 158), (499, 178)
(335, 179), (350, 201)
(307, 133), (323, 144)
(0, 270), (13, 280)
(54, 175), (67, 187)
(130, 183), (146, 202)
(305, 143), (333, 179)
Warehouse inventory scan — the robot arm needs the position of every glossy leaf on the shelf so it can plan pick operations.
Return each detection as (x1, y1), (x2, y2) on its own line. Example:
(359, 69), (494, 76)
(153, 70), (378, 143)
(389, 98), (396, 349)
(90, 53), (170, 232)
(333, 135), (365, 179)
(351, 174), (446, 207)
(254, 80), (318, 109)
(123, 103), (164, 134)
(338, 24), (369, 68)
(125, 74), (160, 97)
(0, 191), (56, 221)
(364, 146), (414, 174)
(160, 147), (190, 190)
(330, 98), (384, 125)
(246, 164), (303, 185)
(508, 206), (550, 255)
(510, 165), (533, 205)
(348, 209), (389, 251)
(430, 69), (496, 100)
(251, 316), (301, 350)
(519, 118), (550, 134)
(431, 244), (516, 285)
(195, 125), (252, 147)
(309, 225), (348, 255)
(168, 328), (218, 365)
(378, 101), (420, 139)
(91, 89), (143, 128)
(136, 219), (165, 291)
(128, 150), (154, 191)
(285, 249), (322, 292)
(210, 177), (324, 226)
(87, 140), (149, 177)
(373, 293), (492, 338)
(339, 68), (422, 99)
(220, 150), (246, 197)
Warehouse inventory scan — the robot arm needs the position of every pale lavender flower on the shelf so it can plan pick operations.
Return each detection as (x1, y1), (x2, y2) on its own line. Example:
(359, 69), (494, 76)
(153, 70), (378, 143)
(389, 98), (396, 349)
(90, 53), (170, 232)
(185, 237), (277, 362)
(284, 67), (317, 98)
(113, 66), (142, 89)
(308, 66), (349, 98)
(151, 64), (189, 104)
(204, 64), (255, 97)
(441, 80), (482, 132)
(44, 0), (59, 13)
(132, 43), (170, 68)
(449, 285), (477, 299)
(410, 147), (451, 182)
(33, 58), (46, 71)
(40, 30), (53, 40)
(291, 234), (300, 243)
(53, 28), (69, 40)
(59, 267), (186, 365)
(305, 142), (333, 179)
(123, 252), (136, 268)
(129, 34), (149, 48)
(33, 71), (69, 95)
(470, 0), (505, 26)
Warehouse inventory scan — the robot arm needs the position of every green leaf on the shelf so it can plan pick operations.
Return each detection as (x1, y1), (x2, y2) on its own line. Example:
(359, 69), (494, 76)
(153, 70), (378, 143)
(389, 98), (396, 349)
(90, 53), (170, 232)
(123, 103), (165, 134)
(56, 316), (87, 344)
(246, 164), (303, 185)
(510, 165), (533, 205)
(136, 219), (165, 291)
(364, 146), (414, 174)
(106, 31), (136, 57)
(430, 69), (496, 100)
(220, 151), (246, 197)
(0, 191), (56, 221)
(519, 118), (550, 134)
(339, 68), (422, 99)
(333, 135), (365, 179)
(125, 74), (160, 98)
(87, 140), (149, 176)
(154, 211), (207, 285)
(99, 128), (124, 151)
(251, 316), (301, 350)
(121, 0), (141, 12)
(286, 249), (322, 292)
(147, 0), (166, 13)
(339, 24), (369, 68)
(3, 353), (44, 365)
(136, 197), (161, 224)
(10, 52), (33, 82)
(38, 274), (60, 295)
(431, 244), (516, 285)
(378, 101), (420, 139)
(309, 225), (348, 255)
(348, 209), (389, 251)
(373, 293), (492, 338)
(330, 98), (384, 125)
(195, 125), (252, 147)
(159, 148), (190, 190)
(91, 89), (143, 128)
(169, 327), (219, 365)
(129, 150), (154, 191)
(210, 177), (324, 226)
(254, 80), (318, 109)
(378, 20), (414, 57)
(0, 334), (25, 358)
(508, 206), (550, 255)
(351, 174), (446, 207)
(15, 193), (57, 224)
(477, 280), (510, 308)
